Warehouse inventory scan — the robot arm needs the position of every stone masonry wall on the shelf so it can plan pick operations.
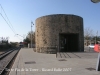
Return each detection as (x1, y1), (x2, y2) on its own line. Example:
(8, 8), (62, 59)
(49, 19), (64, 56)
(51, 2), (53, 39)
(35, 14), (84, 53)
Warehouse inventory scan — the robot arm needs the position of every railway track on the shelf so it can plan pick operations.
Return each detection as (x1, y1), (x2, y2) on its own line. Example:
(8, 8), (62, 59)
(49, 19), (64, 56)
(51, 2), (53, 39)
(0, 48), (16, 56)
(0, 47), (21, 75)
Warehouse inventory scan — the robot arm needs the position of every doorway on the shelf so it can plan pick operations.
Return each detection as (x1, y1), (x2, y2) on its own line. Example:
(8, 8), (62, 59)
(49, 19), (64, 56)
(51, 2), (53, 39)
(59, 33), (79, 52)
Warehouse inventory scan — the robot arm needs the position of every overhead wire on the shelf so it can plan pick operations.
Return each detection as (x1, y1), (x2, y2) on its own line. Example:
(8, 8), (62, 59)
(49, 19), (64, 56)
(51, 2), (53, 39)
(0, 4), (16, 33)
(0, 13), (16, 34)
(0, 4), (22, 41)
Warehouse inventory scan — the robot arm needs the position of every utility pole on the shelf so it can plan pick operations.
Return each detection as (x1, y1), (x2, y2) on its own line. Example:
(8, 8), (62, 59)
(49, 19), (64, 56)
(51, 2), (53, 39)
(95, 31), (98, 44)
(31, 21), (34, 48)
(95, 36), (96, 44)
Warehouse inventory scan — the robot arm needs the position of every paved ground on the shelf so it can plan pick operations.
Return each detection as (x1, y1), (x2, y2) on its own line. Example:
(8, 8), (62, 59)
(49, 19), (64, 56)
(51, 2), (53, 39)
(9, 48), (100, 75)
(57, 52), (98, 58)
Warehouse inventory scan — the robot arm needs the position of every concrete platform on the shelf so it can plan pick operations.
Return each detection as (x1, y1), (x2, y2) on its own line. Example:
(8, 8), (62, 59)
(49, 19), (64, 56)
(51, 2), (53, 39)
(9, 48), (100, 75)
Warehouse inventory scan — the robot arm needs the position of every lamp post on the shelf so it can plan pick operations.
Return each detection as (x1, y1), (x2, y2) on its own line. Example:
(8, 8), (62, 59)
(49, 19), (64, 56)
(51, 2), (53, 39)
(91, 0), (100, 71)
(31, 21), (34, 48)
(91, 0), (100, 3)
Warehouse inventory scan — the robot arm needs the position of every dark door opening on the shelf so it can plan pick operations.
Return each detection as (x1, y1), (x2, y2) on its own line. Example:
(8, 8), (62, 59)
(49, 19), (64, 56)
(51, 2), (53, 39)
(59, 33), (79, 52)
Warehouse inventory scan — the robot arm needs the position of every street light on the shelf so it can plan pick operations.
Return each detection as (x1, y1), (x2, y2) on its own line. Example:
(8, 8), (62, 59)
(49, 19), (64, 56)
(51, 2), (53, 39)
(91, 0), (100, 71)
(91, 0), (100, 3)
(31, 21), (34, 48)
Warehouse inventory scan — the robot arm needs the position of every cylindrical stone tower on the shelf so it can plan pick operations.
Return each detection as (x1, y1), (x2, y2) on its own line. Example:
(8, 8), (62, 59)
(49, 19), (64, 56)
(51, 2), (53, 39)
(35, 14), (84, 54)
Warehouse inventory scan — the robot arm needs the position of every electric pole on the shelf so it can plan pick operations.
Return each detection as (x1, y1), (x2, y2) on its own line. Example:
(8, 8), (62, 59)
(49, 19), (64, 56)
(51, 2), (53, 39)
(31, 21), (34, 48)
(95, 31), (98, 44)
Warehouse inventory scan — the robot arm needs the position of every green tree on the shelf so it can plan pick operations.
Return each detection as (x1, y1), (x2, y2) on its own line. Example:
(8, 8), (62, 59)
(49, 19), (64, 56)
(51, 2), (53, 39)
(92, 36), (100, 41)
(27, 31), (35, 44)
(84, 27), (94, 46)
(23, 31), (35, 46)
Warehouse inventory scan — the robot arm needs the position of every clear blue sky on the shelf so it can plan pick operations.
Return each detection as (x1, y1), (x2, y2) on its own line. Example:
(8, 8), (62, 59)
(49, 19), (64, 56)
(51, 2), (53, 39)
(0, 0), (100, 42)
